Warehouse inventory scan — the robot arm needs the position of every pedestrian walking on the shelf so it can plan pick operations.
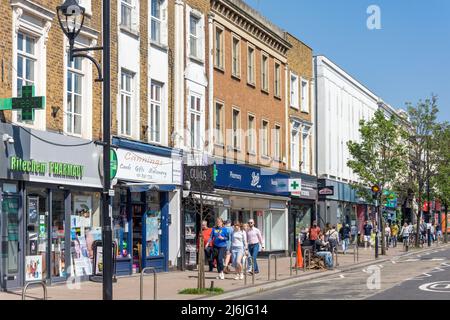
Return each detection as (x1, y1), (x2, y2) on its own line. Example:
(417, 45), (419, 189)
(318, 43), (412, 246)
(363, 220), (373, 250)
(246, 219), (264, 274)
(230, 222), (247, 280)
(223, 220), (234, 273)
(205, 218), (230, 280)
(384, 223), (391, 250)
(400, 222), (410, 247)
(325, 225), (339, 252)
(350, 224), (357, 244)
(198, 220), (214, 272)
(390, 222), (399, 248)
(340, 224), (351, 254)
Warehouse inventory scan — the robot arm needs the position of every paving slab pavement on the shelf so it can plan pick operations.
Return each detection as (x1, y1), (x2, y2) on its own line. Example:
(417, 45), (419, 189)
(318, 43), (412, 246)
(2, 242), (447, 300)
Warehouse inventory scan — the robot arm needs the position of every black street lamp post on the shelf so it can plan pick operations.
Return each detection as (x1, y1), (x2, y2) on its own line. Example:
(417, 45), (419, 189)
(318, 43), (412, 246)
(57, 0), (113, 300)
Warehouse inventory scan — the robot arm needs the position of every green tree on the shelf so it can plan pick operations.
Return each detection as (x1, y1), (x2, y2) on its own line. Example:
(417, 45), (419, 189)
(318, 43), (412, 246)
(406, 95), (441, 247)
(347, 109), (408, 255)
(432, 122), (450, 243)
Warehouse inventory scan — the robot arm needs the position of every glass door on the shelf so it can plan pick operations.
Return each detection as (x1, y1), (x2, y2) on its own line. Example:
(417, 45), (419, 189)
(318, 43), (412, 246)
(26, 188), (48, 283)
(0, 194), (22, 289)
(51, 191), (66, 281)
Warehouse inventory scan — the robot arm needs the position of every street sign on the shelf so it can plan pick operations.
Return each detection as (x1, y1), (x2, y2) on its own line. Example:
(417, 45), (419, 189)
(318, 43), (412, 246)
(318, 186), (334, 196)
(110, 149), (118, 180)
(0, 85), (45, 121)
(288, 179), (301, 192)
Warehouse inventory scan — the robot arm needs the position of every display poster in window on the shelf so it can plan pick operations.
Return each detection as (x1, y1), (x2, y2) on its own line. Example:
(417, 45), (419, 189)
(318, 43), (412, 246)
(145, 211), (160, 257)
(95, 246), (103, 274)
(28, 197), (39, 225)
(85, 227), (102, 261)
(71, 236), (92, 276)
(25, 255), (42, 281)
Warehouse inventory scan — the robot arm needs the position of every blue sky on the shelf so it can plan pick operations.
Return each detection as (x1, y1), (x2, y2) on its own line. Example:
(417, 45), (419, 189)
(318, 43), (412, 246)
(244, 0), (450, 122)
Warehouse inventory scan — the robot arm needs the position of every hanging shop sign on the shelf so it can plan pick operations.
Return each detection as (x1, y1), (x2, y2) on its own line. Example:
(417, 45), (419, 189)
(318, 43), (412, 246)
(183, 165), (215, 193)
(0, 85), (45, 121)
(319, 186), (335, 197)
(214, 163), (289, 196)
(115, 148), (182, 185)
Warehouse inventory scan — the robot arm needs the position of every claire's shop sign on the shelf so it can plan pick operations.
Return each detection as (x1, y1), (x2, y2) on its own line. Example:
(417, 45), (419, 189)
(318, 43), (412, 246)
(9, 156), (84, 179)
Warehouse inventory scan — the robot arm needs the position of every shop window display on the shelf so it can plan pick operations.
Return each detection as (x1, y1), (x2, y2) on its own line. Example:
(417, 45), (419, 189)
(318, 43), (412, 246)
(113, 188), (130, 258)
(70, 192), (100, 277)
(145, 191), (161, 257)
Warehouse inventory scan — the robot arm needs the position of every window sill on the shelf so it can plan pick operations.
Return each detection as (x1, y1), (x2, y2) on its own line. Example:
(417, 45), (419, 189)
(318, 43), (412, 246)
(274, 95), (282, 101)
(150, 41), (168, 51)
(227, 146), (241, 153)
(273, 158), (283, 163)
(189, 56), (205, 65)
(247, 81), (256, 88)
(231, 73), (241, 81)
(301, 110), (310, 115)
(120, 25), (140, 38)
(247, 151), (257, 156)
(261, 155), (271, 160)
(214, 65), (225, 72)
(261, 88), (269, 95)
(290, 105), (300, 110)
(214, 143), (225, 149)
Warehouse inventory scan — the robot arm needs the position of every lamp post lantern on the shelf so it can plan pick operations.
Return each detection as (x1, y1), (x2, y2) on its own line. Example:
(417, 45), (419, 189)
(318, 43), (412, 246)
(57, 0), (113, 300)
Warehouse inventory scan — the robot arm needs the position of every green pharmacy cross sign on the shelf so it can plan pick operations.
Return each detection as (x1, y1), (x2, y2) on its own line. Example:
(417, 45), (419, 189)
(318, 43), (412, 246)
(0, 85), (46, 121)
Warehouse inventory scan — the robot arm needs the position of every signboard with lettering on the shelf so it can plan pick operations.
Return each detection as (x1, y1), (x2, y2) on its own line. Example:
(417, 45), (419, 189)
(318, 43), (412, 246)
(214, 164), (289, 196)
(183, 165), (214, 193)
(319, 186), (335, 198)
(115, 149), (182, 185)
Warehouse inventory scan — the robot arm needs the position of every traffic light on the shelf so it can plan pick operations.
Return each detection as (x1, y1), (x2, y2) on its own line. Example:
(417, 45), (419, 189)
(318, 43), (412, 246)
(371, 185), (381, 200)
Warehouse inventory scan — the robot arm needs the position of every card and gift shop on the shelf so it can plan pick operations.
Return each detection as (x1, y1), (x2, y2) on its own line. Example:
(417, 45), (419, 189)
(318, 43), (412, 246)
(0, 123), (103, 291)
(111, 138), (183, 275)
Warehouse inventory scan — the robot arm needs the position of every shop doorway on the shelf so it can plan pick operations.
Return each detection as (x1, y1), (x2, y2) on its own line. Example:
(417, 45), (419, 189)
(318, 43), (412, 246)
(131, 202), (145, 273)
(25, 188), (49, 283)
(50, 190), (67, 282)
(0, 193), (22, 289)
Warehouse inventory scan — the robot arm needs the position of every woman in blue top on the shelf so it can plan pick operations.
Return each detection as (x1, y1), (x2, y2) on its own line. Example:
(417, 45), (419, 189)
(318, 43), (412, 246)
(206, 217), (230, 280)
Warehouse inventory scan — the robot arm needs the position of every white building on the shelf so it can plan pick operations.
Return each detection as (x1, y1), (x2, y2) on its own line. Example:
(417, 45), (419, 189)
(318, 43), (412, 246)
(314, 55), (379, 227)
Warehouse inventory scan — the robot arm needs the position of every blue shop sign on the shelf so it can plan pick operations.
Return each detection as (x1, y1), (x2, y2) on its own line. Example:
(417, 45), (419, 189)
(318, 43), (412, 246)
(214, 164), (289, 196)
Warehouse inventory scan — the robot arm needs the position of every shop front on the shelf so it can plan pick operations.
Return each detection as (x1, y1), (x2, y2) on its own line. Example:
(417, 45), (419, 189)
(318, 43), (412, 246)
(213, 163), (290, 254)
(111, 137), (182, 274)
(288, 173), (317, 253)
(0, 123), (103, 291)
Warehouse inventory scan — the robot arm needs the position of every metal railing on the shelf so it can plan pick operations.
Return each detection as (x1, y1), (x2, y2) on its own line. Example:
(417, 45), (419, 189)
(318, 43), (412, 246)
(140, 267), (157, 300)
(289, 251), (300, 276)
(22, 281), (47, 300)
(303, 249), (311, 271)
(268, 254), (282, 281)
(353, 242), (359, 262)
(243, 256), (255, 286)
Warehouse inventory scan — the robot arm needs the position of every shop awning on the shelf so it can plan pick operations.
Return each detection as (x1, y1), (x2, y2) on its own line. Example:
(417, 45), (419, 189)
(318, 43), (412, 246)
(120, 182), (178, 193)
(190, 192), (224, 205)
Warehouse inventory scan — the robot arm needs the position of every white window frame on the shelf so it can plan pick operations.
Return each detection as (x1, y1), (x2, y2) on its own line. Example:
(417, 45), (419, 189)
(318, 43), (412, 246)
(119, 70), (134, 137)
(16, 32), (36, 124)
(150, 0), (163, 44)
(261, 119), (270, 157)
(149, 81), (163, 144)
(188, 93), (203, 150)
(65, 57), (84, 137)
(120, 0), (133, 30)
(214, 24), (224, 69)
(290, 72), (299, 109)
(214, 101), (225, 145)
(231, 34), (241, 78)
(189, 13), (201, 60)
(247, 44), (255, 85)
(261, 52), (269, 92)
(12, 3), (52, 131)
(273, 124), (281, 161)
(302, 126), (311, 173)
(301, 78), (309, 113)
(290, 121), (301, 171)
(274, 61), (281, 98)
(232, 107), (241, 150)
(247, 114), (256, 155)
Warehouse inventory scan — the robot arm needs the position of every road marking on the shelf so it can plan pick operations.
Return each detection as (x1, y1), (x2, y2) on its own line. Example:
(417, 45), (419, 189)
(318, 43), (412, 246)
(405, 259), (420, 262)
(391, 261), (397, 264)
(431, 258), (445, 261)
(419, 281), (450, 293)
(339, 274), (345, 278)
